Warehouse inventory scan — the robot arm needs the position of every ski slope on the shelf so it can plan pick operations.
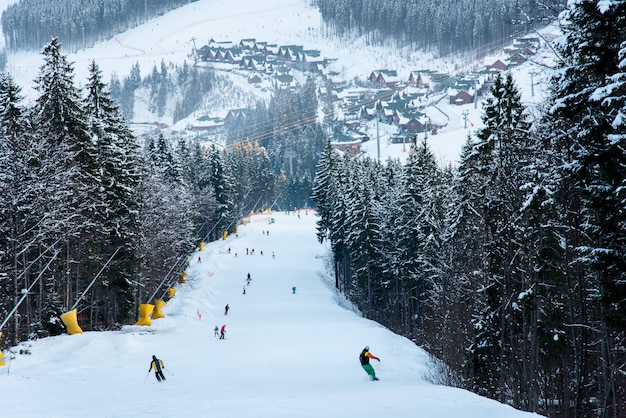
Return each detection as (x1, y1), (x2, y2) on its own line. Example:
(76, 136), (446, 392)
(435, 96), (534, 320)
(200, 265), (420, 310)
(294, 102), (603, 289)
(0, 211), (542, 418)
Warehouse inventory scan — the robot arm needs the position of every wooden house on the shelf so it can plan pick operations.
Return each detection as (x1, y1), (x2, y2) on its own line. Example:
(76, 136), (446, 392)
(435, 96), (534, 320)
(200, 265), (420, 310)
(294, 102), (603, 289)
(408, 71), (430, 88)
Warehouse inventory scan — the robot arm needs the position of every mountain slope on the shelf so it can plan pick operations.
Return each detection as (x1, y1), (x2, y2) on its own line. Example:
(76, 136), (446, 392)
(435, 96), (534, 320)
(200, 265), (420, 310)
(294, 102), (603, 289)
(0, 211), (542, 418)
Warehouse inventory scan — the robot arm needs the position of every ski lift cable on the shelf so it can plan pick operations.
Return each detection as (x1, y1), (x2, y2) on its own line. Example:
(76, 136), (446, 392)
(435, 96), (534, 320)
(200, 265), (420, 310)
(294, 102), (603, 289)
(0, 250), (60, 332)
(70, 247), (122, 311)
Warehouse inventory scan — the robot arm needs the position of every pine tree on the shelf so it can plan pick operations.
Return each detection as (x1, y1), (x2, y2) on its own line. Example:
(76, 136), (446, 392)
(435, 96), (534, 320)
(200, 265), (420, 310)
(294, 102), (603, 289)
(547, 2), (626, 415)
(32, 37), (100, 331)
(84, 60), (141, 326)
(464, 73), (530, 402)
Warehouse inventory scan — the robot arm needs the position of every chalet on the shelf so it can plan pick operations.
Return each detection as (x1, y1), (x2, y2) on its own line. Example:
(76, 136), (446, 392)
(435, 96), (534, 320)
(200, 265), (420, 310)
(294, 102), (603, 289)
(186, 116), (224, 133)
(278, 45), (304, 62)
(198, 45), (212, 61)
(359, 106), (376, 120)
(300, 49), (324, 72)
(368, 70), (401, 88)
(508, 52), (527, 66)
(223, 48), (244, 64)
(224, 109), (248, 126)
(408, 71), (430, 88)
(252, 41), (267, 53)
(240, 55), (266, 71)
(486, 59), (508, 72)
(393, 108), (427, 133)
(213, 48), (226, 62)
(331, 139), (361, 155)
(247, 74), (262, 84)
(449, 90), (474, 105)
(239, 38), (256, 49)
(264, 44), (280, 56)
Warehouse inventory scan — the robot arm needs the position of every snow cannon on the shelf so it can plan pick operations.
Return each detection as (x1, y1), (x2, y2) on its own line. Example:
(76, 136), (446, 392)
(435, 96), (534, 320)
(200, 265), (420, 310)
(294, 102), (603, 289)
(151, 299), (166, 319)
(60, 309), (83, 335)
(136, 303), (155, 326)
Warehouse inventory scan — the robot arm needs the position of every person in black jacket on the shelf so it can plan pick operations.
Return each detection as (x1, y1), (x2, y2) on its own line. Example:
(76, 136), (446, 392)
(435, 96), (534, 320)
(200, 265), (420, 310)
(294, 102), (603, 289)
(149, 355), (166, 382)
(359, 346), (380, 381)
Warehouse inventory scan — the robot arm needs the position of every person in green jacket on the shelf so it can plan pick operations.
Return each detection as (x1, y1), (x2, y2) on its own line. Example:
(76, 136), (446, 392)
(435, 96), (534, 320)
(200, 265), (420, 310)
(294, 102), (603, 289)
(149, 355), (166, 382)
(359, 346), (380, 381)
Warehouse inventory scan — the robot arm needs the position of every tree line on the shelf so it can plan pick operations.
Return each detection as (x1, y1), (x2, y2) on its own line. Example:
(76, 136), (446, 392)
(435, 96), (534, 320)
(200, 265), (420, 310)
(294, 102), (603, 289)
(0, 38), (275, 347)
(312, 2), (625, 416)
(317, 0), (567, 56)
(1, 0), (198, 52)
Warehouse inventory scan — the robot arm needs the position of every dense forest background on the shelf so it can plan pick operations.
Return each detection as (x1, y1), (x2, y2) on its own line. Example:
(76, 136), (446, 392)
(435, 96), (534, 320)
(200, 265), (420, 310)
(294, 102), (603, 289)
(2, 0), (567, 56)
(0, 1), (624, 417)
(317, 0), (567, 56)
(1, 0), (198, 52)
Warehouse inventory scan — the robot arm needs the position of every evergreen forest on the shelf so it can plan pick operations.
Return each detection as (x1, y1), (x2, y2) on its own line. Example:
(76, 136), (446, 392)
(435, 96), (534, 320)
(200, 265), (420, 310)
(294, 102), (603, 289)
(1, 0), (198, 52)
(313, 2), (625, 416)
(0, 1), (624, 417)
(317, 0), (568, 56)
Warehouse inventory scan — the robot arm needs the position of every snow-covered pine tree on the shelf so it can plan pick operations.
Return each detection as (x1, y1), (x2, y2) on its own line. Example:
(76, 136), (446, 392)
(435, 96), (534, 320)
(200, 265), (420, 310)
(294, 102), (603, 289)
(344, 157), (385, 320)
(463, 72), (530, 402)
(138, 134), (195, 303)
(83, 60), (141, 326)
(32, 37), (100, 331)
(311, 141), (339, 244)
(206, 144), (236, 241)
(547, 1), (626, 415)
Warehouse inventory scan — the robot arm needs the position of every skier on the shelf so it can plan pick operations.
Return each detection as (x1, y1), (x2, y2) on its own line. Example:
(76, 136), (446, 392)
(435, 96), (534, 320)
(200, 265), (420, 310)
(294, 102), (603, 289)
(242, 286), (246, 295)
(149, 355), (166, 382)
(359, 346), (380, 381)
(214, 325), (219, 337)
(292, 286), (296, 294)
(224, 304), (230, 315)
(246, 273), (251, 286)
(220, 324), (226, 339)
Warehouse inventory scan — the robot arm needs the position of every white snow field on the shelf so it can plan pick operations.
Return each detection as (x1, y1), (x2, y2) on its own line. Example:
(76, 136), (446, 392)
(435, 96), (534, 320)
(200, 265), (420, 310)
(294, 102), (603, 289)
(0, 211), (543, 418)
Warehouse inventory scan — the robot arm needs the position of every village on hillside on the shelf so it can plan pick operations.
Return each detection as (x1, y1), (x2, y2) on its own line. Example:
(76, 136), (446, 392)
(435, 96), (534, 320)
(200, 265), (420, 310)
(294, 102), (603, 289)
(185, 35), (542, 155)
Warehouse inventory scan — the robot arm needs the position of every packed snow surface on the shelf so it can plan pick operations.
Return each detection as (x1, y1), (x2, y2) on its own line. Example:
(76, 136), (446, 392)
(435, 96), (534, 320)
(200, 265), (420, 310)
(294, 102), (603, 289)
(0, 212), (543, 418)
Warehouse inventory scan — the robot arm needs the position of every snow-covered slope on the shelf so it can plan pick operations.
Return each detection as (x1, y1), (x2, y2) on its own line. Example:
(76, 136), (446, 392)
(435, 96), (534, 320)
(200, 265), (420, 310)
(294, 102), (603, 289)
(0, 0), (558, 165)
(0, 211), (543, 418)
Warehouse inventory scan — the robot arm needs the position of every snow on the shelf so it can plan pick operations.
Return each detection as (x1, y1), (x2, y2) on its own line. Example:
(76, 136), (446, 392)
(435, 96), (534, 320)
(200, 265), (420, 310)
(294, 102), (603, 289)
(0, 212), (542, 417)
(0, 0), (558, 166)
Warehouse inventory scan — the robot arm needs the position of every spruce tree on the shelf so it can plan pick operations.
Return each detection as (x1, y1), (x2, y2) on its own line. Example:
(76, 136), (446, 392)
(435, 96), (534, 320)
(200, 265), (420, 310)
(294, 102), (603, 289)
(84, 60), (141, 326)
(548, 2), (626, 415)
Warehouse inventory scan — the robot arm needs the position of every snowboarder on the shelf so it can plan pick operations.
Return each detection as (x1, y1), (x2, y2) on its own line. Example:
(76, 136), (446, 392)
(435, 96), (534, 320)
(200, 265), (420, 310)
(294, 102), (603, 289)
(224, 304), (230, 315)
(359, 346), (380, 381)
(220, 324), (226, 339)
(242, 286), (246, 295)
(214, 326), (219, 337)
(149, 355), (166, 382)
(292, 286), (296, 294)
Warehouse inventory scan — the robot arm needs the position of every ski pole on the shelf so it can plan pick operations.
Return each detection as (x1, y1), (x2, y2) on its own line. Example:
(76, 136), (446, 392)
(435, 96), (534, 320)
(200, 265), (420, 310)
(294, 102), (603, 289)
(164, 367), (175, 376)
(144, 370), (151, 383)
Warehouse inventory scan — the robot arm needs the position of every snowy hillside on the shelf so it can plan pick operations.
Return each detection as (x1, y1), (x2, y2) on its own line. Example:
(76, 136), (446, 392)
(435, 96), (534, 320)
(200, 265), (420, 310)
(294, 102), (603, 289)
(0, 212), (543, 418)
(0, 0), (557, 165)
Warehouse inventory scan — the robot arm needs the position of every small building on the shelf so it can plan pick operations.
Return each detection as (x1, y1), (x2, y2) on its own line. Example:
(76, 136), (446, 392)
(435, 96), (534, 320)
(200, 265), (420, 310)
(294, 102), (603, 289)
(331, 139), (362, 155)
(408, 71), (430, 88)
(449, 90), (474, 105)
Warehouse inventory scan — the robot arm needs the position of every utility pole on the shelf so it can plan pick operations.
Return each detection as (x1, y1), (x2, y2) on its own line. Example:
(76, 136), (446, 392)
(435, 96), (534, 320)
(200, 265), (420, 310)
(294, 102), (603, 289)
(462, 110), (469, 129)
(190, 37), (199, 64)
(530, 71), (535, 97)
